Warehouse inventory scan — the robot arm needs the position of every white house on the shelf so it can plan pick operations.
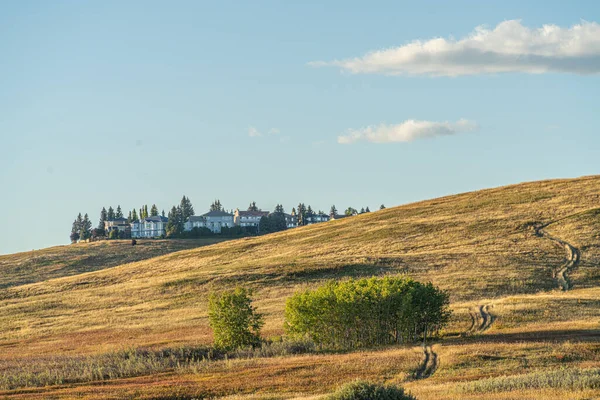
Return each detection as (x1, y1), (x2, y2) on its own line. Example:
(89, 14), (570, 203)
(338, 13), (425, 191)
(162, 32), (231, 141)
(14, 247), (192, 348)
(234, 209), (270, 228)
(131, 216), (168, 238)
(185, 210), (234, 233)
(284, 213), (298, 228)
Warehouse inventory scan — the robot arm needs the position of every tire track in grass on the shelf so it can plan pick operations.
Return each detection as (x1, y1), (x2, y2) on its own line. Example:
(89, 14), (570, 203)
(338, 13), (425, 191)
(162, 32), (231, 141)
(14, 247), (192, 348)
(534, 224), (580, 291)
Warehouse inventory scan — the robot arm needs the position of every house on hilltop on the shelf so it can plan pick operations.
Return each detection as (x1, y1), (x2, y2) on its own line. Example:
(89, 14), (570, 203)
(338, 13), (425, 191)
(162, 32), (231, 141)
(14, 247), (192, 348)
(186, 210), (234, 233)
(104, 217), (130, 234)
(131, 215), (168, 238)
(234, 209), (270, 229)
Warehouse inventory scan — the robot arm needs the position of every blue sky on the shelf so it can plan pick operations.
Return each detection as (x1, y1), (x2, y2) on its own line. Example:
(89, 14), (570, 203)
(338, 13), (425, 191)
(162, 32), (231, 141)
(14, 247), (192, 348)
(1, 0), (599, 254)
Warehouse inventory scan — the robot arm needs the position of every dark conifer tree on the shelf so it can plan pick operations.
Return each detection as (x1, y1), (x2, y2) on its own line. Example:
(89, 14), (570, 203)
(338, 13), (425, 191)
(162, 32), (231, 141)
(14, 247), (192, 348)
(115, 205), (123, 219)
(98, 207), (108, 230)
(81, 213), (92, 240)
(132, 209), (138, 221)
(330, 205), (337, 217)
(180, 196), (194, 220)
(150, 204), (159, 217)
(127, 211), (132, 223)
(365, 206), (371, 213)
(107, 206), (115, 221)
(380, 204), (386, 210)
(248, 201), (258, 211)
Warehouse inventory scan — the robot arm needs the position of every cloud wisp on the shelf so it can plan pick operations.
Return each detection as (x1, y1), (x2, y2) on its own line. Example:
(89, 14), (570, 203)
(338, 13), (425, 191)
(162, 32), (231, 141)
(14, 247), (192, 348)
(338, 119), (477, 144)
(310, 20), (600, 76)
(248, 126), (282, 138)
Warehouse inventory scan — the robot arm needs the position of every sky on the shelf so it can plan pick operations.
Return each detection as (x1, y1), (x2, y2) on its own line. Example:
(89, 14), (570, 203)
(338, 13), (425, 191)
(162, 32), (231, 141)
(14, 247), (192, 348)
(1, 0), (599, 255)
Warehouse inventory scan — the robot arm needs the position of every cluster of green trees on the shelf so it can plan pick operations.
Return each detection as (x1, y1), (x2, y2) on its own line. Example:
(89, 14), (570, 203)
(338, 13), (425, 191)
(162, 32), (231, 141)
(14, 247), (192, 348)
(165, 196), (195, 237)
(259, 204), (287, 234)
(70, 213), (92, 243)
(284, 277), (450, 350)
(208, 277), (450, 353)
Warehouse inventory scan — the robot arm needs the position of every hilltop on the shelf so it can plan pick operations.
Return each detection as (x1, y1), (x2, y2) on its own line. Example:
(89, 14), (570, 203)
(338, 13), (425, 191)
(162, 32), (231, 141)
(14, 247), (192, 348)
(0, 238), (229, 289)
(0, 175), (599, 399)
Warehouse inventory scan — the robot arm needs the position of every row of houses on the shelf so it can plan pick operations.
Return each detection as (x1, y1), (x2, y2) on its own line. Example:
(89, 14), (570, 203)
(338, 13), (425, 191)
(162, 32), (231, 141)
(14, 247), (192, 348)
(104, 208), (341, 238)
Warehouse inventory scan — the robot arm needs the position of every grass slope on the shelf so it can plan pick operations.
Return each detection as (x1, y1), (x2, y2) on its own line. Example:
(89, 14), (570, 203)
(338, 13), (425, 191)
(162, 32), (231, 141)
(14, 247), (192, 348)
(0, 238), (229, 289)
(1, 175), (600, 399)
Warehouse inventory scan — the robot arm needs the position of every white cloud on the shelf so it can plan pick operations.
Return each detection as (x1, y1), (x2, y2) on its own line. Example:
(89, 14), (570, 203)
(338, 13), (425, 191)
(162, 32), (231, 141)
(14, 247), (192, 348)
(338, 119), (477, 144)
(310, 20), (600, 76)
(248, 127), (262, 137)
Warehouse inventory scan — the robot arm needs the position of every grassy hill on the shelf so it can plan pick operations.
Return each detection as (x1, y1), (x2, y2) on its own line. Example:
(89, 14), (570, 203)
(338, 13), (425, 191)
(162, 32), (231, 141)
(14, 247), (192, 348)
(0, 238), (229, 289)
(1, 175), (599, 399)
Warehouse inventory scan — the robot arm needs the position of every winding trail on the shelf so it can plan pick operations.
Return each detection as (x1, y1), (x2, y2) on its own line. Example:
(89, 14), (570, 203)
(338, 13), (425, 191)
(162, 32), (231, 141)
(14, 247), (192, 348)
(534, 224), (580, 291)
(414, 345), (438, 380)
(465, 305), (495, 335)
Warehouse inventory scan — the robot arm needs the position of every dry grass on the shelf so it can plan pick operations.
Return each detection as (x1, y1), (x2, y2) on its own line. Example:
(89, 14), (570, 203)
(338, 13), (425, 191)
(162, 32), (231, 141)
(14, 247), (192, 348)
(0, 175), (600, 398)
(0, 238), (229, 289)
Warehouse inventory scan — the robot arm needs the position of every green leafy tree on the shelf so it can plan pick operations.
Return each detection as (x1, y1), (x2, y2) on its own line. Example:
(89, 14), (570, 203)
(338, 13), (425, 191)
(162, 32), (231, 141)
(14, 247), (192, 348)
(108, 229), (119, 239)
(98, 207), (108, 230)
(107, 206), (115, 221)
(131, 209), (138, 221)
(330, 205), (337, 216)
(150, 204), (159, 217)
(259, 215), (271, 234)
(143, 205), (149, 219)
(380, 204), (386, 210)
(208, 287), (264, 350)
(285, 277), (451, 350)
(115, 206), (123, 219)
(327, 380), (415, 400)
(297, 203), (307, 226)
(345, 207), (358, 216)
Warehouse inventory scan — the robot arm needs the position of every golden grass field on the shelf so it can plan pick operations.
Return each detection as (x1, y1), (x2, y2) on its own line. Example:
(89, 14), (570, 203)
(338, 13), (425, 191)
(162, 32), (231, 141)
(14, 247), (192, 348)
(1, 175), (599, 399)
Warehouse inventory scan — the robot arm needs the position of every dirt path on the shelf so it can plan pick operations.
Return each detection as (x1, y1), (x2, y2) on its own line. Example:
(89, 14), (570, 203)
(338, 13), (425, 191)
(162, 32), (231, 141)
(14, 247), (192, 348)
(465, 305), (495, 335)
(534, 224), (580, 291)
(414, 345), (438, 379)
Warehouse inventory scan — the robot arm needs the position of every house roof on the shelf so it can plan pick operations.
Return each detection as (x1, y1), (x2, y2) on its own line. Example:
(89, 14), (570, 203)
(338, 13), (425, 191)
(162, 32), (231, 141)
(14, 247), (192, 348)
(144, 216), (168, 223)
(239, 210), (270, 217)
(187, 215), (207, 222)
(108, 217), (128, 222)
(202, 210), (233, 217)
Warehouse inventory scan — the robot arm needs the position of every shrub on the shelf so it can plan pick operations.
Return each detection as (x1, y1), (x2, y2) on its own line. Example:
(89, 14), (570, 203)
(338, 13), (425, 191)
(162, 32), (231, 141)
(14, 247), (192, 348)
(327, 380), (416, 400)
(285, 277), (451, 350)
(208, 287), (264, 351)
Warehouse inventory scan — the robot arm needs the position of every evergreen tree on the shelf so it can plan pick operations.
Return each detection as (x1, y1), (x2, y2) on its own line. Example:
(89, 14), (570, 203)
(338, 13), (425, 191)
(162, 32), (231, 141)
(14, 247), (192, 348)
(248, 201), (258, 212)
(127, 211), (132, 223)
(71, 217), (81, 243)
(150, 204), (159, 217)
(161, 209), (165, 217)
(365, 206), (371, 213)
(81, 213), (92, 240)
(143, 205), (149, 219)
(360, 207), (365, 214)
(274, 204), (284, 214)
(291, 207), (296, 215)
(306, 205), (314, 216)
(115, 205), (123, 219)
(107, 206), (115, 221)
(330, 205), (337, 217)
(180, 196), (195, 220)
(98, 207), (108, 230)
(166, 206), (185, 237)
(132, 209), (138, 221)
(210, 199), (223, 212)
(380, 204), (386, 210)
(297, 203), (307, 226)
